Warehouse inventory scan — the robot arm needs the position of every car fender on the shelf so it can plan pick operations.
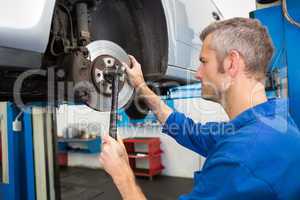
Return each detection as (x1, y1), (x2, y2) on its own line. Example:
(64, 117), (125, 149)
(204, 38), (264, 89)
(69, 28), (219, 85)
(0, 0), (56, 53)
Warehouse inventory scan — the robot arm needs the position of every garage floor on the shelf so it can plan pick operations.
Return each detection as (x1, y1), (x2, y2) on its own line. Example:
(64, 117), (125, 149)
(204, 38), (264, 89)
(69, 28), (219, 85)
(60, 167), (193, 200)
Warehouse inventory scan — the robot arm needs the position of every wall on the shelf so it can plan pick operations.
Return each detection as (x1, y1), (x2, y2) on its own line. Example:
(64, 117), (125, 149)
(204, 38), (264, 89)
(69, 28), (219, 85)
(213, 0), (256, 18)
(56, 97), (228, 178)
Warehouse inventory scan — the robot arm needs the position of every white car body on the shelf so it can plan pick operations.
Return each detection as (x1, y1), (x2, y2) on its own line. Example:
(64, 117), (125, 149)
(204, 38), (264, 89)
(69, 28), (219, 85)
(0, 0), (255, 115)
(0, 0), (255, 78)
(0, 0), (55, 53)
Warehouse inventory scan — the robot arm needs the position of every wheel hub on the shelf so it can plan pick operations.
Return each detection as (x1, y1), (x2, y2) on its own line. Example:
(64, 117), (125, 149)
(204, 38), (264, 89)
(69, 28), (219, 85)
(82, 40), (134, 111)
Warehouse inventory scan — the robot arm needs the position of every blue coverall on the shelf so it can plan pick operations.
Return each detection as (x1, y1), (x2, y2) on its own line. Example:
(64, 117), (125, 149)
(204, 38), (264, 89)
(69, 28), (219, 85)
(162, 98), (300, 200)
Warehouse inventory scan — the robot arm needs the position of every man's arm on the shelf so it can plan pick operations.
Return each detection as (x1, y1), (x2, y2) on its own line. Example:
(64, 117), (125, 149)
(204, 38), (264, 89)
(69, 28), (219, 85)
(113, 171), (146, 200)
(125, 56), (225, 156)
(99, 134), (147, 200)
(124, 55), (172, 124)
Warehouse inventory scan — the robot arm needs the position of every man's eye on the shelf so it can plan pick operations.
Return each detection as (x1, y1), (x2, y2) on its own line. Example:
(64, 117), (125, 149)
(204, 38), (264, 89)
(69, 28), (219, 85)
(200, 59), (206, 64)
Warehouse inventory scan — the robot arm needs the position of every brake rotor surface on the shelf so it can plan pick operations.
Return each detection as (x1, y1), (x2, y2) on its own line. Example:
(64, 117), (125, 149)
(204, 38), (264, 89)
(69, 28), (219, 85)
(84, 40), (134, 111)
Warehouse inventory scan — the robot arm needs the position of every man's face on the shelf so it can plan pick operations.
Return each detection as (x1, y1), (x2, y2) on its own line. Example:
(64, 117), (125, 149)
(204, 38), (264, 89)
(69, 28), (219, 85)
(195, 34), (227, 102)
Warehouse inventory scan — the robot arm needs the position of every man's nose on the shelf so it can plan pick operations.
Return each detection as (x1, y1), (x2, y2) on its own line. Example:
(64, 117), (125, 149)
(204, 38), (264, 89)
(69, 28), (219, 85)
(195, 65), (203, 81)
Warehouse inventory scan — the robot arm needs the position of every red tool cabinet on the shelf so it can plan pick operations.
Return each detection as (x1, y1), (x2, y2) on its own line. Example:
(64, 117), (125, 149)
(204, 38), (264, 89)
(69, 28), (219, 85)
(123, 137), (164, 180)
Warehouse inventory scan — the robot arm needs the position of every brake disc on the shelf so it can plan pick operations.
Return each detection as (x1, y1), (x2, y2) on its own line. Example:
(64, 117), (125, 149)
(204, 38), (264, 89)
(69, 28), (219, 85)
(83, 40), (134, 111)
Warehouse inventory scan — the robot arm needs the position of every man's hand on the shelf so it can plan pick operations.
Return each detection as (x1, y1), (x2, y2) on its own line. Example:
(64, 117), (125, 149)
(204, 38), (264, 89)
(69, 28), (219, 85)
(123, 55), (172, 124)
(124, 55), (146, 88)
(99, 134), (132, 182)
(99, 135), (147, 200)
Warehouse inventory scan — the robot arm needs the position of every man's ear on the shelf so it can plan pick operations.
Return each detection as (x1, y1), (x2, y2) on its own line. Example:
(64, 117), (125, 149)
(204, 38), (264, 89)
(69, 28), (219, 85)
(224, 50), (240, 78)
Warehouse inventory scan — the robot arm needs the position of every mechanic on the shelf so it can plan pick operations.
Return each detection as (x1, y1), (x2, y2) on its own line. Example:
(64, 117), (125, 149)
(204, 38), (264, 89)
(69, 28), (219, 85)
(99, 17), (300, 199)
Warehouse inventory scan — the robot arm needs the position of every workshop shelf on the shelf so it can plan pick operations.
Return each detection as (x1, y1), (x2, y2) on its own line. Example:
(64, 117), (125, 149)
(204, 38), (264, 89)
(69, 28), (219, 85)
(127, 151), (163, 159)
(58, 152), (68, 167)
(58, 137), (101, 154)
(124, 137), (164, 180)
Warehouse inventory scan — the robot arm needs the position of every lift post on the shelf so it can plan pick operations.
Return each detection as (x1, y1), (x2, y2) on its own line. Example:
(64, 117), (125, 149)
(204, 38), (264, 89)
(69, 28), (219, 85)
(0, 102), (60, 200)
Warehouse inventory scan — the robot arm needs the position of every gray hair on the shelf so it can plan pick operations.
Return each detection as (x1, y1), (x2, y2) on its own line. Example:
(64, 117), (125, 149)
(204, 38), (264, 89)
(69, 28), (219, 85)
(200, 17), (274, 80)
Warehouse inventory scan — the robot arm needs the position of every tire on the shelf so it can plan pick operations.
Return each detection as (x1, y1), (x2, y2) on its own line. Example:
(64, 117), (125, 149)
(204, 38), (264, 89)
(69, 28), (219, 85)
(89, 0), (168, 118)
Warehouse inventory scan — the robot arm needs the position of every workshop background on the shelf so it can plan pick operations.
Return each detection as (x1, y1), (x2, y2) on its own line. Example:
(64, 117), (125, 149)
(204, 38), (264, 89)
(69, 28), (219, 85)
(56, 89), (228, 178)
(1, 0), (299, 199)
